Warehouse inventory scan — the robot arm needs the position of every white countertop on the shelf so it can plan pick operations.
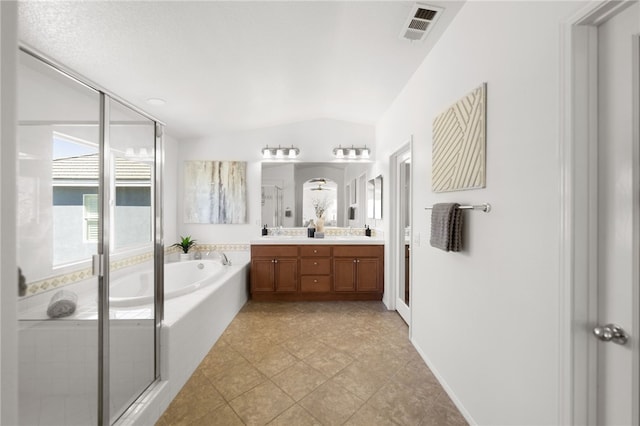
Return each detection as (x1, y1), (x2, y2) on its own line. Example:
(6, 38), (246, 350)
(251, 236), (384, 245)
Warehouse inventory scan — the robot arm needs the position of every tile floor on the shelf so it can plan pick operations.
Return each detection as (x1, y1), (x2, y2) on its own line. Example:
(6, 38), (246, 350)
(156, 301), (467, 426)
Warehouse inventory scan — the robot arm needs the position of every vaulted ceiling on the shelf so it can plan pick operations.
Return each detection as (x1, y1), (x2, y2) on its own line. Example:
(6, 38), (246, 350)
(18, 1), (463, 140)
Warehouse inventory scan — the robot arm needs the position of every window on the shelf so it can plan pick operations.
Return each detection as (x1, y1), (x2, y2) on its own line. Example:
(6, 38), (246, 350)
(83, 194), (99, 243)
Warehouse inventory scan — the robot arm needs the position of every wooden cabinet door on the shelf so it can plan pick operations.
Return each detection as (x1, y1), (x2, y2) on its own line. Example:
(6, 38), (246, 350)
(275, 258), (298, 292)
(334, 258), (356, 291)
(251, 258), (275, 292)
(356, 258), (380, 292)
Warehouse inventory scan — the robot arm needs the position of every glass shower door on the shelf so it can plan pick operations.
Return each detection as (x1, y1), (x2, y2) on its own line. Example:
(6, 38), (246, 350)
(17, 50), (101, 426)
(17, 49), (161, 426)
(107, 99), (157, 423)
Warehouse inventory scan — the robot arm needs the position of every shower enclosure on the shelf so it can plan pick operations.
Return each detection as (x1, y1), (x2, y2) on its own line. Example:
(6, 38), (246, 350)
(16, 48), (163, 425)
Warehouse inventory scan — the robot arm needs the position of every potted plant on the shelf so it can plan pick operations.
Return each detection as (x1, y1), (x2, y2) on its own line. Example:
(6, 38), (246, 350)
(172, 235), (197, 261)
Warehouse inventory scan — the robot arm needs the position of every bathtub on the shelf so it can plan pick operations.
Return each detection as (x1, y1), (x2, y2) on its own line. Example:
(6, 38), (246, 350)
(19, 253), (250, 426)
(109, 260), (225, 307)
(115, 252), (250, 425)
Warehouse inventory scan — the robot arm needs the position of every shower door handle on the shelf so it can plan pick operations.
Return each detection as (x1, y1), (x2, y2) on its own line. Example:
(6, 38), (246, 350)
(92, 254), (104, 277)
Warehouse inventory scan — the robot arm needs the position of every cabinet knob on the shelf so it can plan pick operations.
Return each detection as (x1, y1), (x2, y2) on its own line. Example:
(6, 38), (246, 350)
(353, 260), (357, 263)
(274, 259), (278, 263)
(314, 262), (318, 265)
(357, 260), (360, 263)
(313, 279), (318, 283)
(313, 249), (317, 253)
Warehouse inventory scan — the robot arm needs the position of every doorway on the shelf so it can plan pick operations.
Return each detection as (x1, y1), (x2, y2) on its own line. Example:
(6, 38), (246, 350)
(391, 141), (412, 325)
(562, 1), (640, 424)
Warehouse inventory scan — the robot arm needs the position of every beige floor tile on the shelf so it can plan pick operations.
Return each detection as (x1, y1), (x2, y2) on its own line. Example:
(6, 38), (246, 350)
(392, 362), (444, 401)
(158, 301), (467, 426)
(271, 361), (327, 401)
(209, 358), (267, 401)
(229, 380), (295, 425)
(267, 404), (322, 426)
(344, 402), (401, 426)
(304, 346), (354, 377)
(299, 379), (364, 426)
(420, 401), (468, 426)
(159, 372), (226, 425)
(228, 336), (279, 363)
(199, 341), (245, 378)
(358, 351), (408, 379)
(332, 361), (389, 400)
(368, 381), (431, 426)
(252, 345), (299, 377)
(281, 332), (326, 359)
(190, 403), (245, 426)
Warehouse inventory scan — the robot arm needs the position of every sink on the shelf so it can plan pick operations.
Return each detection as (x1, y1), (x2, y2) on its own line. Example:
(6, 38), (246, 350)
(260, 235), (302, 239)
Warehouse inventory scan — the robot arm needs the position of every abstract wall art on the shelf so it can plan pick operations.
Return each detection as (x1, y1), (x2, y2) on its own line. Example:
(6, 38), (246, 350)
(184, 160), (247, 224)
(432, 83), (486, 192)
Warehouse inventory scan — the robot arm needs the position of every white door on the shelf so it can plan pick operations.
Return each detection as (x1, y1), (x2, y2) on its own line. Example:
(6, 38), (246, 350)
(595, 3), (639, 424)
(393, 145), (411, 324)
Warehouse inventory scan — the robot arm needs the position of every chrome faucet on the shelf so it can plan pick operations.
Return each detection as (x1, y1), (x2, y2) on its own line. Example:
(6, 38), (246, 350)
(219, 252), (232, 266)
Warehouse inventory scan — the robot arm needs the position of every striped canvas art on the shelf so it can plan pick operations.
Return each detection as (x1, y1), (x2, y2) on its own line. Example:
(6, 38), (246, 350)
(432, 83), (486, 192)
(184, 160), (247, 224)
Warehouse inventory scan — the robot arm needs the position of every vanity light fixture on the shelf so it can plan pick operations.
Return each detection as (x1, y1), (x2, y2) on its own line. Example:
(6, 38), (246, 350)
(262, 145), (300, 160)
(332, 145), (371, 161)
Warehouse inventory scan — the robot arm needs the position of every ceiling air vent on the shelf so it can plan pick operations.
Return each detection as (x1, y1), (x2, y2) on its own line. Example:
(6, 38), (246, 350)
(400, 3), (443, 42)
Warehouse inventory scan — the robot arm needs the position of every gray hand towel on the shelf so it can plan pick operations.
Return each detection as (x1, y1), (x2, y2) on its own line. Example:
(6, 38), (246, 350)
(430, 203), (463, 252)
(46, 290), (78, 318)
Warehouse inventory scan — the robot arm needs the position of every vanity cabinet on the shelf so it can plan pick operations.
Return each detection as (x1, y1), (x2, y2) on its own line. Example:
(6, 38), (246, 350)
(250, 243), (383, 301)
(299, 245), (332, 293)
(333, 246), (383, 293)
(251, 246), (298, 293)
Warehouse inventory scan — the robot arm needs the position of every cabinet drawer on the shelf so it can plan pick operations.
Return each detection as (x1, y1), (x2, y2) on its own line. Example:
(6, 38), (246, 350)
(300, 258), (330, 275)
(300, 245), (331, 257)
(251, 245), (298, 257)
(332, 245), (383, 258)
(300, 276), (331, 292)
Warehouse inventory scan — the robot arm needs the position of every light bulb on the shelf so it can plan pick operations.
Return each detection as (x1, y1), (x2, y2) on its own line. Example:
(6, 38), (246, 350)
(361, 148), (369, 159)
(336, 149), (344, 158)
(276, 149), (284, 159)
(288, 149), (297, 159)
(348, 149), (357, 159)
(263, 148), (272, 159)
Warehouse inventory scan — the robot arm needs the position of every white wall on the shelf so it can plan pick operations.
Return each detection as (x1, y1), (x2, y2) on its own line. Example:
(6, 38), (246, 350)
(177, 118), (375, 243)
(376, 2), (585, 424)
(1, 2), (18, 423)
(163, 133), (178, 246)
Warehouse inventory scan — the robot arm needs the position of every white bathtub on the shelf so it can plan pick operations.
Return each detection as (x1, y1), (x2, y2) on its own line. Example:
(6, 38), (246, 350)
(114, 252), (250, 425)
(109, 260), (225, 307)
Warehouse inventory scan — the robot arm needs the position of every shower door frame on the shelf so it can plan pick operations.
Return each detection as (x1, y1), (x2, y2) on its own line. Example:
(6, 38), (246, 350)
(19, 45), (165, 426)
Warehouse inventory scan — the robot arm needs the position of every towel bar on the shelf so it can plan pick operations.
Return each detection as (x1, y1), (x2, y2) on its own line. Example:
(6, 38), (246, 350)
(424, 203), (491, 213)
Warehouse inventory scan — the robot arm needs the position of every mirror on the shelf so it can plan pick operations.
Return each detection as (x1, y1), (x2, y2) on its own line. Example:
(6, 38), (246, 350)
(367, 175), (383, 220)
(261, 162), (370, 227)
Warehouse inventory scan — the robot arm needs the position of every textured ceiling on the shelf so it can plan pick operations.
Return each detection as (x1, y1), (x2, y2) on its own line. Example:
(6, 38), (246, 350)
(18, 1), (463, 140)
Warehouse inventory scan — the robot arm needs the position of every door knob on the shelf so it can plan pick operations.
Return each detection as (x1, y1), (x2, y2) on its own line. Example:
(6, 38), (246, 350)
(593, 323), (628, 345)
